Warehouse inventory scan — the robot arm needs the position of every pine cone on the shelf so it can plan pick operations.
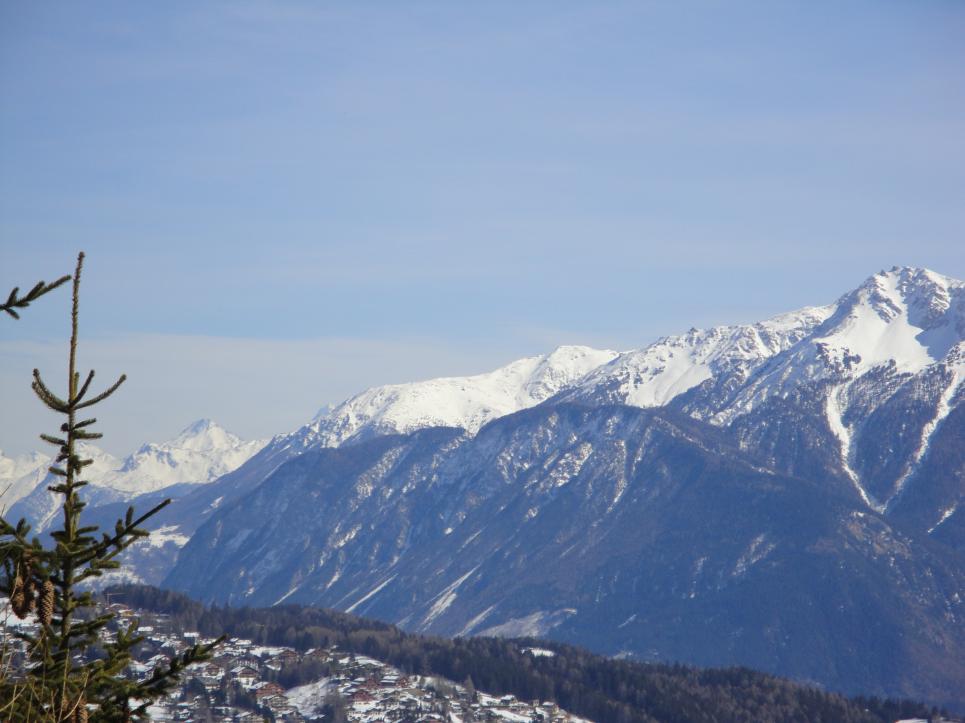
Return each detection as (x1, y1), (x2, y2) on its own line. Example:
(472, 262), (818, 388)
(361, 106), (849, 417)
(10, 591), (27, 618)
(40, 579), (55, 626)
(25, 574), (37, 613)
(74, 695), (88, 723)
(58, 696), (71, 723)
(10, 573), (28, 618)
(19, 556), (37, 613)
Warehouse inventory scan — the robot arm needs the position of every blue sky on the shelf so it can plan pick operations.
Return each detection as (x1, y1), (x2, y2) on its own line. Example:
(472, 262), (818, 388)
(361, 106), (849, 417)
(2, 1), (964, 455)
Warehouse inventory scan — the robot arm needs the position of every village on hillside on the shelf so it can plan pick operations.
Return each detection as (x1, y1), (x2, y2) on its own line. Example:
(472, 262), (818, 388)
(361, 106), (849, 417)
(2, 598), (588, 723)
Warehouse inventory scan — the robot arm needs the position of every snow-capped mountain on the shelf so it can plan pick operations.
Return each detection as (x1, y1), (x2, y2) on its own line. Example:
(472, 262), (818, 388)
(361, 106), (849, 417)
(0, 449), (49, 511)
(167, 265), (962, 554)
(542, 268), (963, 518)
(700, 267), (963, 515)
(281, 269), (961, 487)
(108, 418), (266, 494)
(4, 443), (121, 531)
(290, 345), (618, 449)
(5, 420), (266, 533)
(163, 266), (965, 709)
(255, 267), (962, 529)
(554, 305), (833, 410)
(559, 267), (961, 417)
(701, 267), (963, 422)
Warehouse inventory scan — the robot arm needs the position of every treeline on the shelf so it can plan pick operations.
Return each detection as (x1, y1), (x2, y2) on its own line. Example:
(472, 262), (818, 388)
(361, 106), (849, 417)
(106, 585), (942, 723)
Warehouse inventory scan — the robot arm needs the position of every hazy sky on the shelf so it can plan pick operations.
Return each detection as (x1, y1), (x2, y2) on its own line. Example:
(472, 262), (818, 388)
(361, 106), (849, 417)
(2, 2), (964, 456)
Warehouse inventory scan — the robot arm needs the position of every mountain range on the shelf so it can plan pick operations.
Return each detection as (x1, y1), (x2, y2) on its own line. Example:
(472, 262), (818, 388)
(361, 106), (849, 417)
(3, 266), (963, 708)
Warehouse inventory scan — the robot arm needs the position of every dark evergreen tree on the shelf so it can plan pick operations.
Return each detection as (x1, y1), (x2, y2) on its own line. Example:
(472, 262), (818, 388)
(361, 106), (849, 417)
(0, 253), (223, 721)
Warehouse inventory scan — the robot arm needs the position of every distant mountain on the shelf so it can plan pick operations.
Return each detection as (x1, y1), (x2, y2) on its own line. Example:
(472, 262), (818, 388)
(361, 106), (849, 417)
(108, 419), (266, 494)
(6, 420), (266, 534)
(0, 449), (49, 511)
(6, 443), (122, 531)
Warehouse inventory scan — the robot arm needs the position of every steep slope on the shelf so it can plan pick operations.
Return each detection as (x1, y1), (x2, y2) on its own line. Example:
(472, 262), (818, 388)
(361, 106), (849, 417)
(86, 346), (632, 584)
(549, 267), (964, 530)
(166, 403), (965, 708)
(705, 268), (962, 506)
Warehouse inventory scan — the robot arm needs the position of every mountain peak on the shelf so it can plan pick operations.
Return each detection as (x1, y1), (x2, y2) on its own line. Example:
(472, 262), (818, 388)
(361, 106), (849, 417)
(545, 344), (618, 359)
(167, 419), (247, 455)
(820, 266), (963, 369)
(858, 266), (961, 306)
(179, 418), (219, 436)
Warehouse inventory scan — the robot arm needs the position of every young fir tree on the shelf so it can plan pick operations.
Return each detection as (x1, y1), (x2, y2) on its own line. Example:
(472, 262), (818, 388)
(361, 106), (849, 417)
(0, 253), (223, 721)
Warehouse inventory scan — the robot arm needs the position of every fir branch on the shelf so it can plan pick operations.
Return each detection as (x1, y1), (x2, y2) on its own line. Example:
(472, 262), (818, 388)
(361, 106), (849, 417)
(31, 370), (70, 414)
(73, 370), (96, 405)
(74, 373), (126, 410)
(1, 274), (70, 320)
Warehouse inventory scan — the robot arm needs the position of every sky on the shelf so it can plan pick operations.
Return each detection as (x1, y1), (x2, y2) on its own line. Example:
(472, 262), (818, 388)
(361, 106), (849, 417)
(1, 1), (964, 456)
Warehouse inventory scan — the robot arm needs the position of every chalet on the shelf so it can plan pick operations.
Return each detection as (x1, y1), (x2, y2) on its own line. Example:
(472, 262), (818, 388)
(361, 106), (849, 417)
(254, 681), (286, 700)
(231, 665), (260, 686)
(276, 648), (300, 665)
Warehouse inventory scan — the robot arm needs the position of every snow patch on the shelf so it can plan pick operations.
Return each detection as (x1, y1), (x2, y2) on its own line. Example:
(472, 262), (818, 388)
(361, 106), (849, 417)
(929, 504), (958, 534)
(273, 582), (301, 606)
(522, 647), (556, 657)
(345, 575), (397, 614)
(457, 604), (496, 637)
(825, 390), (882, 512)
(286, 677), (335, 716)
(144, 525), (190, 549)
(422, 566), (479, 627)
(733, 534), (776, 577)
(478, 608), (577, 638)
